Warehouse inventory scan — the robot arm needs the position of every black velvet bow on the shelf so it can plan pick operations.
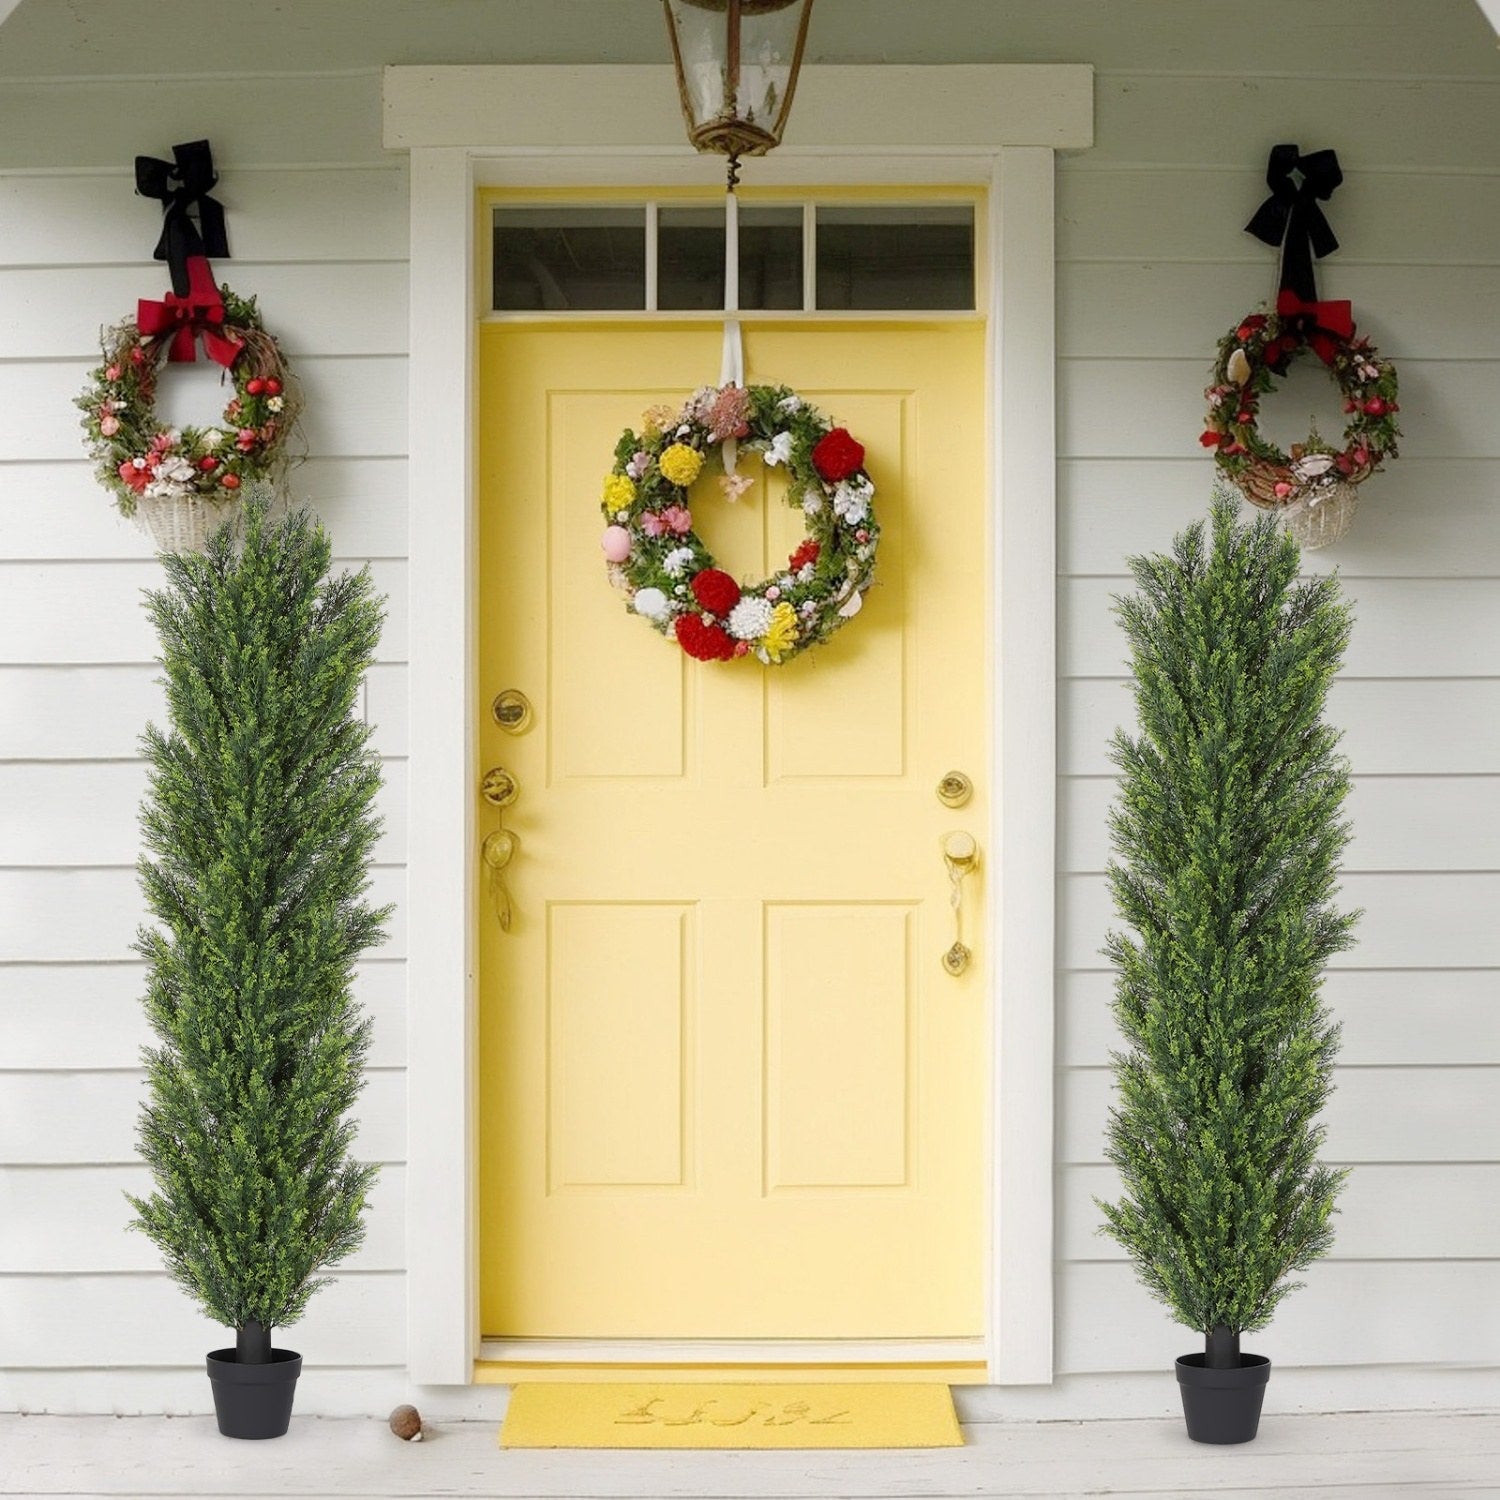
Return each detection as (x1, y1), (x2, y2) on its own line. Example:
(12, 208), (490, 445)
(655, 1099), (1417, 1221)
(135, 139), (229, 296)
(1244, 143), (1343, 302)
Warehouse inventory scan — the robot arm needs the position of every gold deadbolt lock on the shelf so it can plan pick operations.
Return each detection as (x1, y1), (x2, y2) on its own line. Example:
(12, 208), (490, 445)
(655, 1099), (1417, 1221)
(492, 689), (533, 734)
(481, 765), (519, 808)
(936, 770), (973, 808)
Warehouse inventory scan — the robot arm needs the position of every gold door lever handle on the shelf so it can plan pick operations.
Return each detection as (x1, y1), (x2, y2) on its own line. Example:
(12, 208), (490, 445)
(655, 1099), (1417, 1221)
(941, 831), (978, 976)
(480, 766), (521, 931)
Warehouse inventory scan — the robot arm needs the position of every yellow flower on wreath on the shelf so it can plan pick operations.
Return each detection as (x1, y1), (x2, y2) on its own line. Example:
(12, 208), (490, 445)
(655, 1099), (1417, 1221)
(659, 443), (704, 488)
(762, 601), (800, 663)
(601, 473), (636, 511)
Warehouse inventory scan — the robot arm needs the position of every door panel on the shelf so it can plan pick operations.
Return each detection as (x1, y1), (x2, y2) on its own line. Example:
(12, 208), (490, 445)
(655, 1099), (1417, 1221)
(478, 320), (989, 1339)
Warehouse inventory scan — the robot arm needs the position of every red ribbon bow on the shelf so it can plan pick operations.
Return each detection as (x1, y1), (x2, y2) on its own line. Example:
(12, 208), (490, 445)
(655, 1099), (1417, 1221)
(136, 255), (242, 366)
(1276, 287), (1355, 366)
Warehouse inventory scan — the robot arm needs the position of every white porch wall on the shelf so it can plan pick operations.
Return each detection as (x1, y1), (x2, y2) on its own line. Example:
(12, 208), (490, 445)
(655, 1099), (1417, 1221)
(1, 0), (1497, 1417)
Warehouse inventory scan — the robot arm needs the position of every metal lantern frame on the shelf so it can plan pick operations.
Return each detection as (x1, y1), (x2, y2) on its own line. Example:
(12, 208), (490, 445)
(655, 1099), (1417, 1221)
(662, 0), (816, 182)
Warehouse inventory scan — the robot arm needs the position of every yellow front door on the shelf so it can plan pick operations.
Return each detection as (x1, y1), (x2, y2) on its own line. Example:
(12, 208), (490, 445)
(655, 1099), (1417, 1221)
(477, 318), (989, 1341)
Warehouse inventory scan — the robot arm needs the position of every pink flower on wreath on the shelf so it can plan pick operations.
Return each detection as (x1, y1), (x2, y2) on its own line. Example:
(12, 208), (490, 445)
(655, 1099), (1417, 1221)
(661, 504), (692, 535)
(99, 414), (120, 437)
(640, 511), (667, 537)
(236, 427), (259, 452)
(706, 385), (752, 443)
(104, 365), (121, 383)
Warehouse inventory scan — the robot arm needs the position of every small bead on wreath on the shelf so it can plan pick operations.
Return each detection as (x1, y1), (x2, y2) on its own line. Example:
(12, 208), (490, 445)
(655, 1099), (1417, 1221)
(1203, 288), (1399, 512)
(77, 281), (300, 520)
(600, 383), (878, 664)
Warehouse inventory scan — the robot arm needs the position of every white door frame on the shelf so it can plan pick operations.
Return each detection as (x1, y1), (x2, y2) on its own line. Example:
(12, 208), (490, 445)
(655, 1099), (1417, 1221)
(384, 63), (1093, 1388)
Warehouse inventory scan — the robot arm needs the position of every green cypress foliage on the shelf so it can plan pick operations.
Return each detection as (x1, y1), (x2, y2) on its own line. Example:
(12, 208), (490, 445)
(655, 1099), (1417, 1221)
(1099, 495), (1356, 1345)
(129, 495), (390, 1339)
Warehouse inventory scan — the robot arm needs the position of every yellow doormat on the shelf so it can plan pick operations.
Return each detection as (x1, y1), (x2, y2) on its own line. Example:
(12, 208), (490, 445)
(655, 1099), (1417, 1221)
(500, 1381), (963, 1449)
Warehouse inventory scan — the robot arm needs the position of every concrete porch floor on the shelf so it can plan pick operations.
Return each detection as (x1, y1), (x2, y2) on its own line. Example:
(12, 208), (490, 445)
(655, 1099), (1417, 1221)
(2, 1409), (1497, 1498)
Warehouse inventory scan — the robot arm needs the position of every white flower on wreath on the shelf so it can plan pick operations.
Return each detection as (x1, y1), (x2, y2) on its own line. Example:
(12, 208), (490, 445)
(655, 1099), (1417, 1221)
(267, 396), (285, 413)
(765, 431), (795, 468)
(801, 490), (824, 517)
(776, 394), (803, 415)
(727, 595), (775, 642)
(143, 455), (197, 501)
(832, 478), (873, 525)
(1292, 453), (1336, 481)
(663, 546), (696, 578)
(201, 428), (225, 449)
(633, 587), (670, 621)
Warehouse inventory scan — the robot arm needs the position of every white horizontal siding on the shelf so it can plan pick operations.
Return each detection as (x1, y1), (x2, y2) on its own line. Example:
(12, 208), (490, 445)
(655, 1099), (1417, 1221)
(0, 560), (408, 663)
(1, 1270), (404, 1366)
(0, 354), (408, 460)
(1, 4), (1497, 1417)
(0, 866), (407, 962)
(1059, 969), (1500, 1069)
(0, 1165), (408, 1273)
(1057, 1260), (1500, 1372)
(0, 1071), (407, 1166)
(0, 960), (407, 1069)
(0, 459), (410, 560)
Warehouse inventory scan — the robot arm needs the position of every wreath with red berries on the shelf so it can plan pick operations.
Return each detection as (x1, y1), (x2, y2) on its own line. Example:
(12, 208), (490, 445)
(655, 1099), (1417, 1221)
(1203, 288), (1400, 509)
(600, 383), (878, 664)
(77, 278), (300, 518)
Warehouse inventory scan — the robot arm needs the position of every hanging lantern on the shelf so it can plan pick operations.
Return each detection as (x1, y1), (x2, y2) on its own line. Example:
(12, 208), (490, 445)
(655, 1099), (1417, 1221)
(662, 0), (815, 184)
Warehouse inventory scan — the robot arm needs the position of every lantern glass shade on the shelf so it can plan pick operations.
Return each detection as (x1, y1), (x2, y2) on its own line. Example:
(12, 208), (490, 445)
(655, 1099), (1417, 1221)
(663, 0), (815, 161)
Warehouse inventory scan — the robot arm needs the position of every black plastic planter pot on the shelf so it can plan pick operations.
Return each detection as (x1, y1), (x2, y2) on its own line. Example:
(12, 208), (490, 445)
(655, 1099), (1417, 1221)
(206, 1348), (302, 1439)
(1175, 1352), (1271, 1444)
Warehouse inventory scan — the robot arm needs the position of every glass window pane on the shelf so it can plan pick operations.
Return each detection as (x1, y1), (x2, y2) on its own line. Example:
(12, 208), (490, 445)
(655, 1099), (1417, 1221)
(658, 205), (803, 311)
(815, 205), (975, 311)
(493, 207), (645, 311)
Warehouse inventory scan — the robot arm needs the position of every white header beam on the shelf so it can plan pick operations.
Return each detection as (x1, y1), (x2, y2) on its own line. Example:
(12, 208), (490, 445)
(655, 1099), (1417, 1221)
(384, 64), (1094, 153)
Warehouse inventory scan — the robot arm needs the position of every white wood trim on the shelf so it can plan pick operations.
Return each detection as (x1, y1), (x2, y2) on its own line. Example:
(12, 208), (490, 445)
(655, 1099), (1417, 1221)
(404, 145), (480, 1386)
(479, 1337), (984, 1365)
(989, 147), (1058, 1386)
(384, 65), (1094, 152)
(1477, 1), (1500, 41)
(390, 63), (1090, 1389)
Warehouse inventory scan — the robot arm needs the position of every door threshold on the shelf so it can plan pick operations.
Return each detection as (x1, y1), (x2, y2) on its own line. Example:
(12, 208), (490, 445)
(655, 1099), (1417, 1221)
(475, 1338), (989, 1386)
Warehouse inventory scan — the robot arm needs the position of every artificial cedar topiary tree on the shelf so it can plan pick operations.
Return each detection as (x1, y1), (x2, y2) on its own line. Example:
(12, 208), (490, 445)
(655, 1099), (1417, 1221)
(130, 493), (389, 1363)
(1099, 495), (1356, 1369)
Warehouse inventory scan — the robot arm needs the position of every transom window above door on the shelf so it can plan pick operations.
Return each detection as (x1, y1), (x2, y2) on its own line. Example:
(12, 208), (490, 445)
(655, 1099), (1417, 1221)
(489, 199), (978, 314)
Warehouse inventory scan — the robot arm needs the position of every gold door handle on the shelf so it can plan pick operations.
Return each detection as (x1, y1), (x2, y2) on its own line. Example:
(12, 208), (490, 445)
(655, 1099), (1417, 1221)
(480, 766), (520, 930)
(941, 831), (978, 976)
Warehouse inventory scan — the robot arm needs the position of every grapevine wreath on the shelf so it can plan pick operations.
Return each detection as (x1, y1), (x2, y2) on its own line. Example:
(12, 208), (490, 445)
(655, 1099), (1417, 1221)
(77, 259), (301, 518)
(1202, 286), (1400, 511)
(600, 383), (878, 664)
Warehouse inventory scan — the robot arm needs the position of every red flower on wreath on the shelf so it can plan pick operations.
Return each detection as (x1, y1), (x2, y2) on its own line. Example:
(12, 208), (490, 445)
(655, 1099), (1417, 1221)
(690, 568), (741, 615)
(788, 539), (821, 572)
(117, 459), (150, 494)
(811, 428), (865, 483)
(675, 615), (737, 661)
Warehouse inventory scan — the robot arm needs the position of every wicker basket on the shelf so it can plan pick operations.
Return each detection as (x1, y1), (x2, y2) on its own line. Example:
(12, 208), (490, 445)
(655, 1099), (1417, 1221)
(1284, 481), (1359, 551)
(134, 489), (286, 554)
(135, 493), (231, 553)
